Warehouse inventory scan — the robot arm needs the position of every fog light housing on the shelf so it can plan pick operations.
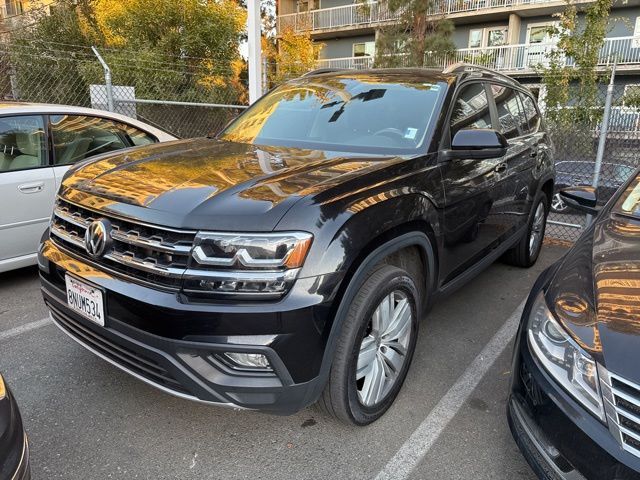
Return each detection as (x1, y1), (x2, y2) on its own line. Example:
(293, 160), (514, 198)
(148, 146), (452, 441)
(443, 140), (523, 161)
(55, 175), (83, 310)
(224, 352), (271, 370)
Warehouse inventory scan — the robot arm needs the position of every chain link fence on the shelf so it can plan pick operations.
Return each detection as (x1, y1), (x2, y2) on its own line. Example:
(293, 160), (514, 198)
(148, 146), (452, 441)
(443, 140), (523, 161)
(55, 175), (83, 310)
(0, 43), (248, 138)
(1, 43), (637, 243)
(544, 78), (640, 242)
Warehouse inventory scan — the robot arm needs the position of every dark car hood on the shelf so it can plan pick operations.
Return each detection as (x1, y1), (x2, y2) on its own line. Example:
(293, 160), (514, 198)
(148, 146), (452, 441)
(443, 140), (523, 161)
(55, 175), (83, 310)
(546, 211), (640, 381)
(61, 138), (403, 231)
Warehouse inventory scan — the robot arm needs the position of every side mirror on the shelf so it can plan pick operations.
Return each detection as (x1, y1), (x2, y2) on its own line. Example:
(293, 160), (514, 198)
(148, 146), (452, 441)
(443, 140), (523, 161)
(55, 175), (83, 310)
(559, 186), (600, 216)
(440, 129), (508, 161)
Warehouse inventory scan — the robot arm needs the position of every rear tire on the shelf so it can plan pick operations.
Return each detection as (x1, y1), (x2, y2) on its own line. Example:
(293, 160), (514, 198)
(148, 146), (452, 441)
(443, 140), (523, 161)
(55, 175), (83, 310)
(318, 264), (419, 425)
(503, 192), (548, 268)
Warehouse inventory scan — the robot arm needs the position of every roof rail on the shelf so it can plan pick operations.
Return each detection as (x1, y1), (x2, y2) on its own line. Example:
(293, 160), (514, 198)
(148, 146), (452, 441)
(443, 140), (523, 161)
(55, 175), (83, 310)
(443, 62), (519, 85)
(301, 68), (348, 77)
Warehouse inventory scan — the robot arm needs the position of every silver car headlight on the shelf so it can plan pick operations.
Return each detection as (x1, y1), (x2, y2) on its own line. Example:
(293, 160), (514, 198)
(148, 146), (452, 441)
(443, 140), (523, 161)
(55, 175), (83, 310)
(527, 291), (605, 421)
(184, 231), (313, 298)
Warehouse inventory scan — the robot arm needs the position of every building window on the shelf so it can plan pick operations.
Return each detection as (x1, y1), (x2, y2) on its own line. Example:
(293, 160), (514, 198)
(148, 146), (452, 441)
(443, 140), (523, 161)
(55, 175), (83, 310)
(526, 22), (558, 45)
(623, 84), (640, 107)
(469, 30), (482, 48)
(353, 41), (375, 57)
(468, 27), (507, 49)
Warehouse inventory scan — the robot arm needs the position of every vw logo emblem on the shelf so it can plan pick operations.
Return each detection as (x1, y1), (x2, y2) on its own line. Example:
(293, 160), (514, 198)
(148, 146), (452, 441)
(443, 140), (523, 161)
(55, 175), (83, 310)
(84, 219), (111, 258)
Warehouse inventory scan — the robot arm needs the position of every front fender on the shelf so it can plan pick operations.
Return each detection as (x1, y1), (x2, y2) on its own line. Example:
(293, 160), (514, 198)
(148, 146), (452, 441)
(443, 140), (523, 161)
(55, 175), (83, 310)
(277, 191), (442, 280)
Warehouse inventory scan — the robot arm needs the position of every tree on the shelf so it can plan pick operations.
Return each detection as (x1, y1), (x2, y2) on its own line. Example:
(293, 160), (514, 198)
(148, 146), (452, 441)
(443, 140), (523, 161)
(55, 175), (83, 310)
(7, 0), (247, 106)
(539, 0), (614, 125)
(264, 26), (323, 85)
(372, 0), (455, 68)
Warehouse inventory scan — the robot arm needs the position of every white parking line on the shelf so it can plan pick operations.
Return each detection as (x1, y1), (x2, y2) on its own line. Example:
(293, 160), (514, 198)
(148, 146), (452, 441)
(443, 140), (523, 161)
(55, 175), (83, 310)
(0, 317), (51, 342)
(373, 300), (526, 480)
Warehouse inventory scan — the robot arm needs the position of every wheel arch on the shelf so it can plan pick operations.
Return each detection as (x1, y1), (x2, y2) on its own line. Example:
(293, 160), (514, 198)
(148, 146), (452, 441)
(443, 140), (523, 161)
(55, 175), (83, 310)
(307, 227), (437, 405)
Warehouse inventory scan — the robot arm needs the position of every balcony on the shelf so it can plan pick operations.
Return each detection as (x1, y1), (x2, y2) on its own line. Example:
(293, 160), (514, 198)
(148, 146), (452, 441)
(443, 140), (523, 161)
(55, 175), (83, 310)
(316, 36), (640, 75)
(0, 1), (24, 19)
(277, 0), (588, 35)
(277, 2), (397, 35)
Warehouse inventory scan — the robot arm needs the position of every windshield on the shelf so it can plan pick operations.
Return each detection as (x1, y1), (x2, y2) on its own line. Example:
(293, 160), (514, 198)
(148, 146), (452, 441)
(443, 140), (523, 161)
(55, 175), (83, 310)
(219, 75), (446, 154)
(614, 170), (640, 219)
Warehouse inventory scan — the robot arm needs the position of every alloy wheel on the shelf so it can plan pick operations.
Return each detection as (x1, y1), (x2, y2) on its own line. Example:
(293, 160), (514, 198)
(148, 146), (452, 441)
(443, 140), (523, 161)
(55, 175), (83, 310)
(356, 290), (413, 407)
(529, 202), (546, 257)
(551, 193), (568, 213)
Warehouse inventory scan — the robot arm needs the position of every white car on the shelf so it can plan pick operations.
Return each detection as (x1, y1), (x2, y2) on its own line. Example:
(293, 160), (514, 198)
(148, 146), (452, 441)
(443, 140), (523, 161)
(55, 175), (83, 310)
(0, 103), (177, 273)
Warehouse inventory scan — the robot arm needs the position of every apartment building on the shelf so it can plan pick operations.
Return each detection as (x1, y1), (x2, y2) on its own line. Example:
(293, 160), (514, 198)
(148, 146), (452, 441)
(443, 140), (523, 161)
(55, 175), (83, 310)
(276, 0), (640, 98)
(0, 0), (51, 36)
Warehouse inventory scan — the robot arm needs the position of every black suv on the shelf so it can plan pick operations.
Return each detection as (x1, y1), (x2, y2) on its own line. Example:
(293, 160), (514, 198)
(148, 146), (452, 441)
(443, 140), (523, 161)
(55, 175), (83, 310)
(39, 66), (554, 425)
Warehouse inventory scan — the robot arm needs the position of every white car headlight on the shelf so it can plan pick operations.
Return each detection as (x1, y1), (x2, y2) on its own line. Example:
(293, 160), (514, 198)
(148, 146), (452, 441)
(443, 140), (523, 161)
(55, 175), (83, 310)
(527, 291), (605, 421)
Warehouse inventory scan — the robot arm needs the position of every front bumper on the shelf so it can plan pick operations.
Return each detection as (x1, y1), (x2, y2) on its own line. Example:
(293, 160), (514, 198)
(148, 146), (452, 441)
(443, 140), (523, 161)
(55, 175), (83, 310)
(11, 436), (30, 480)
(0, 389), (30, 480)
(39, 239), (343, 414)
(508, 279), (640, 479)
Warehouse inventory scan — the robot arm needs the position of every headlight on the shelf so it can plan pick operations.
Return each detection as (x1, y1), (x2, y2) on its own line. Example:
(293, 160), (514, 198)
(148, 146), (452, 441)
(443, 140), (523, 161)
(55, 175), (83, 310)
(184, 231), (313, 298)
(0, 374), (6, 400)
(527, 291), (605, 421)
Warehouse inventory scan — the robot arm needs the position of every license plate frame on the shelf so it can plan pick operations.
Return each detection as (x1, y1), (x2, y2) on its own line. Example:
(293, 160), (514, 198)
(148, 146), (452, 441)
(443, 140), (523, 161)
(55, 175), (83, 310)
(65, 274), (105, 327)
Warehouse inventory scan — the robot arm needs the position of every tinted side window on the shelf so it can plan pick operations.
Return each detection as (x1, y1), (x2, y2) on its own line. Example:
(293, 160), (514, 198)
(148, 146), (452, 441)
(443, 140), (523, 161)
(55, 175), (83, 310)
(0, 115), (47, 172)
(489, 84), (527, 139)
(50, 115), (130, 165)
(519, 92), (541, 134)
(120, 124), (157, 146)
(450, 83), (493, 138)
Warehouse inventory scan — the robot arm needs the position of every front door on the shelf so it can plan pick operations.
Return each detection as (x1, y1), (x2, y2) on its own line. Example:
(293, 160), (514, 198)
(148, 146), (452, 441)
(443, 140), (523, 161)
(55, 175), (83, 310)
(0, 115), (54, 268)
(439, 82), (512, 284)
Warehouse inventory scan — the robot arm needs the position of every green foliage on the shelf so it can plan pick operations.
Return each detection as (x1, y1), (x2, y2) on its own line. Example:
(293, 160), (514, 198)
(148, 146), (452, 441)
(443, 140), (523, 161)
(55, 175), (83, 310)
(372, 0), (455, 68)
(539, 0), (613, 127)
(6, 0), (247, 107)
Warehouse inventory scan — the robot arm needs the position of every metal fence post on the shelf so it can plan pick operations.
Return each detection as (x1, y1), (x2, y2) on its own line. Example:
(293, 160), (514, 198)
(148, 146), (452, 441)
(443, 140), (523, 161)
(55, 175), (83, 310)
(588, 61), (616, 225)
(91, 46), (114, 112)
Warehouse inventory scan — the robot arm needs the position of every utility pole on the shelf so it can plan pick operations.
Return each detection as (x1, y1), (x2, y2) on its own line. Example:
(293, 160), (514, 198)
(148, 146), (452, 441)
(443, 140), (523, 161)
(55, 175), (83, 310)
(247, 0), (263, 104)
(587, 61), (616, 225)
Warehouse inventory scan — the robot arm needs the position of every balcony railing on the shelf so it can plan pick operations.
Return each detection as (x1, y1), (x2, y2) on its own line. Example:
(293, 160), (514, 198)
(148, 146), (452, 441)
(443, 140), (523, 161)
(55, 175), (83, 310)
(278, 0), (574, 33)
(0, 1), (24, 19)
(278, 2), (398, 33)
(316, 36), (640, 73)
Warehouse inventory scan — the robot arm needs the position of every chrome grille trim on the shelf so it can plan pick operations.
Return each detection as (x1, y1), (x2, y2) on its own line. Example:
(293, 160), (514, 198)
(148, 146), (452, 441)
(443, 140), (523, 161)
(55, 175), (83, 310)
(54, 205), (91, 228)
(50, 223), (86, 249)
(110, 229), (192, 254)
(104, 251), (184, 278)
(598, 364), (640, 458)
(50, 198), (195, 288)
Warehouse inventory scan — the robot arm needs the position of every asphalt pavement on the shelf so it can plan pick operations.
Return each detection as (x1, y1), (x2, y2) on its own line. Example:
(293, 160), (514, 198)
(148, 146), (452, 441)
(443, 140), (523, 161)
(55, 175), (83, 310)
(0, 244), (567, 480)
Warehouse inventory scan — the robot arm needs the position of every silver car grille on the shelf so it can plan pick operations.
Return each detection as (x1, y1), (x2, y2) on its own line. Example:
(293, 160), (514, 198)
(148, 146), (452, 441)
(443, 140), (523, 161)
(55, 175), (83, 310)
(50, 198), (196, 290)
(599, 365), (640, 458)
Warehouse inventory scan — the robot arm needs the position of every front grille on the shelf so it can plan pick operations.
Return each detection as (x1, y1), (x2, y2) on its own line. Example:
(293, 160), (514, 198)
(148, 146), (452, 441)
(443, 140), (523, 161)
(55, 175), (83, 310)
(48, 301), (190, 395)
(50, 198), (196, 289)
(599, 365), (640, 458)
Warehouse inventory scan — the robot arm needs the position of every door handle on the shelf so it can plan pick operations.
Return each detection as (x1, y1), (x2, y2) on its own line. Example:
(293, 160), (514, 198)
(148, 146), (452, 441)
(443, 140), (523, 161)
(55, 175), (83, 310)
(18, 181), (45, 194)
(494, 163), (507, 173)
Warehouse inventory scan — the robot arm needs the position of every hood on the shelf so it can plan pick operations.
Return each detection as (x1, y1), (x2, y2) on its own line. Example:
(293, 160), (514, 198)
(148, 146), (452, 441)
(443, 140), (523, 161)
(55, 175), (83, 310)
(545, 209), (640, 381)
(60, 138), (404, 231)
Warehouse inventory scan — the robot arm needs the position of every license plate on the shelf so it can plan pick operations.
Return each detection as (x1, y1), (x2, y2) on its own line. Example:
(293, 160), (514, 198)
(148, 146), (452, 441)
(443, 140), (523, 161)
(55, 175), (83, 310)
(65, 275), (105, 326)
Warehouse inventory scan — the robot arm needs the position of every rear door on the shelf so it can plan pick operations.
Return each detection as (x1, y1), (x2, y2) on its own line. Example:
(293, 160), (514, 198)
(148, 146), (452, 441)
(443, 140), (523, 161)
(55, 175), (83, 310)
(0, 114), (55, 266)
(487, 83), (539, 232)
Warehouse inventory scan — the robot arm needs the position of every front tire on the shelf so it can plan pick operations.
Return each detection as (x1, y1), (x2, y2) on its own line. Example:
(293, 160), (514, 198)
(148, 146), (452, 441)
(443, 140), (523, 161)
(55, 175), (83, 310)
(503, 192), (548, 268)
(319, 265), (419, 425)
